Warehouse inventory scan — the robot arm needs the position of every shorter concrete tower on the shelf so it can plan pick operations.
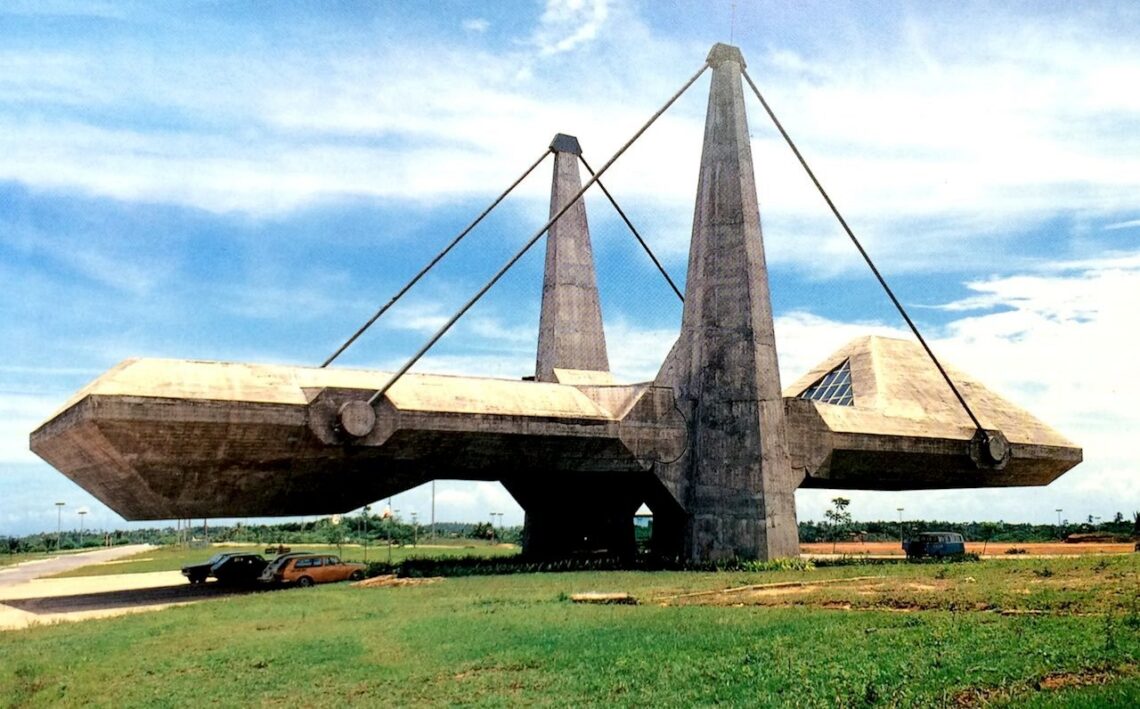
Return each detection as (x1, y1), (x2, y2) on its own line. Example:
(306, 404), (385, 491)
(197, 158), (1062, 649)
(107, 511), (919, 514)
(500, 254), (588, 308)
(535, 133), (610, 383)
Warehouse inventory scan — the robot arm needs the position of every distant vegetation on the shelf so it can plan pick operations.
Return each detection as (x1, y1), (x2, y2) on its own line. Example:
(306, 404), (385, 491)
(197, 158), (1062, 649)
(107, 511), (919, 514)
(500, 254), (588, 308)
(5, 510), (1137, 556)
(2, 515), (520, 556)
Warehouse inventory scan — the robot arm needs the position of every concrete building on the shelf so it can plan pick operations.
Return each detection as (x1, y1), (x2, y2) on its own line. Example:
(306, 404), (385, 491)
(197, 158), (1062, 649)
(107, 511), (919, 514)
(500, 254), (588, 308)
(30, 44), (1081, 561)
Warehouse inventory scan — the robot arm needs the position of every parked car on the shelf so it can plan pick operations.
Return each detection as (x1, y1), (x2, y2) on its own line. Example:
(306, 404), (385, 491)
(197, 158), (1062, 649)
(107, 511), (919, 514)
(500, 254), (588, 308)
(903, 532), (966, 559)
(181, 552), (266, 584)
(258, 553), (366, 587)
(211, 553), (268, 585)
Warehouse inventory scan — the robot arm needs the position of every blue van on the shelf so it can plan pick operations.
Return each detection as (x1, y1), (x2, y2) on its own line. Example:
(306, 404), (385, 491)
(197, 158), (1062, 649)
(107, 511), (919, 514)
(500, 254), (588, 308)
(903, 532), (966, 559)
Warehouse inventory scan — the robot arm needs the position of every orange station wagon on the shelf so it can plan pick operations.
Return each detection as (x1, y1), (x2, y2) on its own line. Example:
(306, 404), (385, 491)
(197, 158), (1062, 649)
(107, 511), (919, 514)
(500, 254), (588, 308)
(258, 553), (366, 587)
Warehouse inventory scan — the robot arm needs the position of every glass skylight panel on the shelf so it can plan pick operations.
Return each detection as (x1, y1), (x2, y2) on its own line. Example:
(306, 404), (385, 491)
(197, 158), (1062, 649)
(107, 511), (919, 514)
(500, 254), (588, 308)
(799, 360), (854, 406)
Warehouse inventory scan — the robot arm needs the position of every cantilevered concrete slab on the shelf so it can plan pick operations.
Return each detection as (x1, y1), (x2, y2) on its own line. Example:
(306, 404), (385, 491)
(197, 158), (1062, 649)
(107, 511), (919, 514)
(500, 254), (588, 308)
(783, 336), (1082, 490)
(30, 43), (1082, 562)
(32, 358), (684, 520)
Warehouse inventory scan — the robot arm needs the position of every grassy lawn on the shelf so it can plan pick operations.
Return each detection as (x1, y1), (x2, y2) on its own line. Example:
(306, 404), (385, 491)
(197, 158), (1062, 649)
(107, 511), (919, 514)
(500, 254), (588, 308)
(2, 555), (1137, 706)
(49, 540), (520, 578)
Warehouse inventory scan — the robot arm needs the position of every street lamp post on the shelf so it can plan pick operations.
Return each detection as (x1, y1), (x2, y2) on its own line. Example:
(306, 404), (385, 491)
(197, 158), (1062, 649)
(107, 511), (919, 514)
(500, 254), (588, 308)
(1056, 508), (1063, 527)
(896, 507), (904, 544)
(410, 512), (418, 547)
(77, 509), (87, 548)
(490, 512), (503, 542)
(361, 505), (370, 562)
(431, 480), (436, 542)
(386, 496), (394, 564)
(55, 502), (66, 552)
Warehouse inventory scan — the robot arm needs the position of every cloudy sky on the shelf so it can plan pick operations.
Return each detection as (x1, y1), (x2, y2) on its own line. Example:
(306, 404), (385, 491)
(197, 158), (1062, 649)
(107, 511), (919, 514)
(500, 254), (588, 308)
(3, 1), (1138, 536)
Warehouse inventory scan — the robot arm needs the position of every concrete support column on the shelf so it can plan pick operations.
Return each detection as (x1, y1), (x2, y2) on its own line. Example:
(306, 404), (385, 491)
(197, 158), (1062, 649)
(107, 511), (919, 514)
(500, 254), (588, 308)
(504, 475), (642, 560)
(656, 44), (800, 561)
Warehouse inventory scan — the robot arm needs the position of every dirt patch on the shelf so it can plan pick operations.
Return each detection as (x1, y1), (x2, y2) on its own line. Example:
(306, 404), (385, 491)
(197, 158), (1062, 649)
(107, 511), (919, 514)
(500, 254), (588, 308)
(951, 664), (1138, 706)
(801, 541), (1136, 556)
(352, 575), (442, 589)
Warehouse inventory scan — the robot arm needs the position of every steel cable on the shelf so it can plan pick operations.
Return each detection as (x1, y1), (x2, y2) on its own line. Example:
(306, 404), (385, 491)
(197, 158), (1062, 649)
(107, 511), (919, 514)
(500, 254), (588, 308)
(367, 61), (711, 405)
(320, 148), (554, 367)
(741, 67), (985, 433)
(578, 155), (684, 302)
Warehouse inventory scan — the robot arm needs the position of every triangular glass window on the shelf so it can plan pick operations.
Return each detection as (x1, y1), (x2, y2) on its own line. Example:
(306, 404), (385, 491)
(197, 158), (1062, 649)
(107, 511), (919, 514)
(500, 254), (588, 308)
(799, 359), (854, 406)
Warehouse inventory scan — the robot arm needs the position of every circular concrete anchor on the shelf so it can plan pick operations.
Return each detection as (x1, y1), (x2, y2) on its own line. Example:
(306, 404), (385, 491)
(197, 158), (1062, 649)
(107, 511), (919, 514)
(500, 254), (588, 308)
(337, 400), (376, 439)
(970, 429), (1011, 469)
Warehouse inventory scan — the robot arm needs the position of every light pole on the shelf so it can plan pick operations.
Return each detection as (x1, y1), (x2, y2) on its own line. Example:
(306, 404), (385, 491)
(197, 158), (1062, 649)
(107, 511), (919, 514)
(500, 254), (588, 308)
(55, 502), (66, 552)
(431, 480), (436, 542)
(386, 496), (394, 564)
(361, 505), (370, 562)
(77, 509), (88, 548)
(410, 511), (418, 547)
(896, 507), (904, 544)
(490, 512), (503, 542)
(1056, 508), (1063, 527)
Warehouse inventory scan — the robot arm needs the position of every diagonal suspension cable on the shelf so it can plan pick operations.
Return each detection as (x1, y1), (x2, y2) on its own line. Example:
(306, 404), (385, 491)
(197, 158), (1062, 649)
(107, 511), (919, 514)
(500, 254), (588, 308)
(320, 147), (554, 368)
(366, 61), (711, 406)
(741, 67), (985, 434)
(578, 154), (684, 302)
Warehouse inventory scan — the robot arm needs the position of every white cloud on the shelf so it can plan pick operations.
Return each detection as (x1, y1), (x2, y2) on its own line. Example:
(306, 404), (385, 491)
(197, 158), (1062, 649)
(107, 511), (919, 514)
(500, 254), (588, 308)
(3, 10), (1136, 278)
(1105, 219), (1140, 231)
(531, 0), (610, 56)
(462, 18), (490, 33)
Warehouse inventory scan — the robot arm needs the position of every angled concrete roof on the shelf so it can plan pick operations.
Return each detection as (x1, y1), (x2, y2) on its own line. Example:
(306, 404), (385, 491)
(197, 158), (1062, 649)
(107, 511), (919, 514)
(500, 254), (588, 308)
(53, 358), (616, 420)
(783, 335), (1077, 448)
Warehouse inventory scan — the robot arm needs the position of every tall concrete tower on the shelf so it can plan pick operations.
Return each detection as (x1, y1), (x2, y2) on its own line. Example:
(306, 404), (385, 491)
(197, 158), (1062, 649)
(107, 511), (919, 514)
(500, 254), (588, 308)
(655, 43), (801, 561)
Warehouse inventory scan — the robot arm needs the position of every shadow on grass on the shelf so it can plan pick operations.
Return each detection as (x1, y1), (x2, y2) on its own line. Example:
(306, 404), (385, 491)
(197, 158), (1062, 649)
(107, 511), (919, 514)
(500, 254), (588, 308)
(1, 582), (269, 615)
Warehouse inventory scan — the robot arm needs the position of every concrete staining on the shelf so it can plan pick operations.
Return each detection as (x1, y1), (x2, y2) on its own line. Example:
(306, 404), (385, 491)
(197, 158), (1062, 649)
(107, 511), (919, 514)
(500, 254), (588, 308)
(535, 134), (609, 383)
(653, 44), (800, 561)
(30, 44), (1083, 562)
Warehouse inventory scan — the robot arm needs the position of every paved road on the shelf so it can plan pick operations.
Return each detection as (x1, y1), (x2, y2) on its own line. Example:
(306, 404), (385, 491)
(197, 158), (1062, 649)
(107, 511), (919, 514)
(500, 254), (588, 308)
(0, 545), (275, 630)
(0, 544), (155, 588)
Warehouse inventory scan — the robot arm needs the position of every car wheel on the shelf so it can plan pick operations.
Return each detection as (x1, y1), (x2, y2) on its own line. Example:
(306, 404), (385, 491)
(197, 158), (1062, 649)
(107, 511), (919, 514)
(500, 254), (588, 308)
(350, 570), (363, 581)
(190, 574), (206, 585)
(297, 576), (314, 588)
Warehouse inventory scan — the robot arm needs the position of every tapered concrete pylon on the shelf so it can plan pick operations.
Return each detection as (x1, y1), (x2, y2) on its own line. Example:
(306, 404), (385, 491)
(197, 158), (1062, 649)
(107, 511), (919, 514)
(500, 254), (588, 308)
(535, 134), (610, 383)
(655, 44), (800, 561)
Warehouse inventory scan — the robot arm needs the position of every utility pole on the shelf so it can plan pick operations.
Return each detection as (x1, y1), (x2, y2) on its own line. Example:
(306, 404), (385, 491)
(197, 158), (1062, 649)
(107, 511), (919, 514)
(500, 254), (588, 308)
(386, 496), (393, 564)
(361, 505), (370, 562)
(54, 502), (65, 552)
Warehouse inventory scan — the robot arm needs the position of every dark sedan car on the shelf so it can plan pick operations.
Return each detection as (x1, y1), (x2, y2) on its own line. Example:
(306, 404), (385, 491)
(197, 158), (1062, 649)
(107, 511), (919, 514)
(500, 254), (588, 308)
(181, 552), (267, 585)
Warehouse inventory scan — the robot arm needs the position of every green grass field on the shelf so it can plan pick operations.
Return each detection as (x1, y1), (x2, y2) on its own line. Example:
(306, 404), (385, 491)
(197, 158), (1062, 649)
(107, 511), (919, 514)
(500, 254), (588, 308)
(2, 552), (1138, 707)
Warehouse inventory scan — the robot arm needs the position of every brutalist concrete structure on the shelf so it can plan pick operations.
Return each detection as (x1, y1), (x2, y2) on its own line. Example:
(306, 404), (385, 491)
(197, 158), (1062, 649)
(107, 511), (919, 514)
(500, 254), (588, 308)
(30, 44), (1082, 562)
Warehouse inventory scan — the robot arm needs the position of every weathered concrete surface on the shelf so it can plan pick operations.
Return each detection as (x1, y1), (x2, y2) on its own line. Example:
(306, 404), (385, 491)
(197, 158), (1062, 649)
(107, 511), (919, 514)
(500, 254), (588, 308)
(535, 134), (609, 383)
(653, 43), (800, 561)
(30, 359), (687, 521)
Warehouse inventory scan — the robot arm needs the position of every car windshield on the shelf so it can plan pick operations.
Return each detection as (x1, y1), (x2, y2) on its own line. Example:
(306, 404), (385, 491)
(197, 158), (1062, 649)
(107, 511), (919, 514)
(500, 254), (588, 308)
(205, 553), (227, 565)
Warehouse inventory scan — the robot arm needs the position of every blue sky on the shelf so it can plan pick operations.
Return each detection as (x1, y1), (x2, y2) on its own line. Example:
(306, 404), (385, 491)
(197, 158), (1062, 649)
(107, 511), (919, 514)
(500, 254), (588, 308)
(3, 1), (1139, 536)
